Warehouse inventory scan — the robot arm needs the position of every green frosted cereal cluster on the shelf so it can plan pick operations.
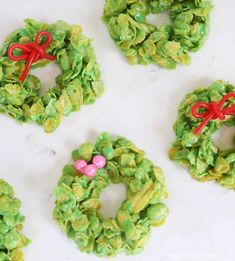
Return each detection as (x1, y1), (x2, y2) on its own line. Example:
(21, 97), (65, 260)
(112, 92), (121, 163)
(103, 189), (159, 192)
(103, 0), (212, 69)
(0, 179), (30, 261)
(0, 19), (104, 133)
(170, 80), (235, 189)
(53, 132), (168, 256)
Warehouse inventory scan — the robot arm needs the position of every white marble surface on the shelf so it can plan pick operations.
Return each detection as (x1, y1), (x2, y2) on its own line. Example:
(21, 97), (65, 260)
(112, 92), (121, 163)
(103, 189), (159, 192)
(0, 1), (235, 261)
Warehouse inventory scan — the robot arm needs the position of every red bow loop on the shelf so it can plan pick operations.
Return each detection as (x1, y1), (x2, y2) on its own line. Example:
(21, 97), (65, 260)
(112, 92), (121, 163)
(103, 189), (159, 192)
(192, 92), (235, 135)
(7, 31), (56, 82)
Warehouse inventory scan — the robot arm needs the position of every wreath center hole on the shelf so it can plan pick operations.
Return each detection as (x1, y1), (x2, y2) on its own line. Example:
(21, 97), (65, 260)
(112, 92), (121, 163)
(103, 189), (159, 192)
(99, 183), (126, 219)
(212, 125), (235, 151)
(146, 11), (171, 28)
(33, 63), (61, 96)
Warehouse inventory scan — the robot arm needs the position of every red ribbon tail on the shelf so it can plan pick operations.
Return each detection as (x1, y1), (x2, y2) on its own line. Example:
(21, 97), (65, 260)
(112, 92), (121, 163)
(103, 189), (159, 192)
(20, 68), (29, 82)
(19, 53), (35, 82)
(194, 114), (213, 135)
(194, 122), (205, 135)
(44, 53), (56, 61)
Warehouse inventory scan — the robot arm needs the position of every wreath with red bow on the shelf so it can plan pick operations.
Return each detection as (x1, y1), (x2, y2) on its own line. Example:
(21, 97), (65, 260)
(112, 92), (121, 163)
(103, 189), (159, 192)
(0, 19), (104, 132)
(170, 80), (235, 189)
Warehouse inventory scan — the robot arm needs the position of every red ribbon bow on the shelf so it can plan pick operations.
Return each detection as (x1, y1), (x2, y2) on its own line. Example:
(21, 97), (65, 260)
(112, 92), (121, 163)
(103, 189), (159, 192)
(7, 31), (56, 82)
(192, 92), (235, 135)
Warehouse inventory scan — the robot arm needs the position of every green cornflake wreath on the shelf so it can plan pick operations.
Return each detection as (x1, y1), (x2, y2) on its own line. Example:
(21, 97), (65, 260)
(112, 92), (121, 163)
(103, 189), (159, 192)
(53, 132), (168, 256)
(103, 0), (212, 69)
(0, 179), (30, 261)
(0, 19), (104, 133)
(170, 80), (235, 189)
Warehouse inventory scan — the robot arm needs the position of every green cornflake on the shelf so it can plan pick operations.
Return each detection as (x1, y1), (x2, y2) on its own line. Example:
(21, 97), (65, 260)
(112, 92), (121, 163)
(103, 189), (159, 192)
(53, 132), (168, 256)
(103, 0), (212, 69)
(0, 179), (30, 260)
(0, 19), (104, 133)
(170, 80), (235, 190)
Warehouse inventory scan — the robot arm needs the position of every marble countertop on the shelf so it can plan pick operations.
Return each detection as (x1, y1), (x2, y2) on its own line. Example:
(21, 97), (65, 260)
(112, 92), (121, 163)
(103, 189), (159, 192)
(1, 1), (235, 261)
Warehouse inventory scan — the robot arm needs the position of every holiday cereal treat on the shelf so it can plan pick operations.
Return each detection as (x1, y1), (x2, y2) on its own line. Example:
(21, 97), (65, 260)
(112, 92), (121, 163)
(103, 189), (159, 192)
(0, 19), (104, 132)
(170, 80), (235, 189)
(54, 132), (168, 256)
(0, 179), (30, 260)
(103, 0), (212, 69)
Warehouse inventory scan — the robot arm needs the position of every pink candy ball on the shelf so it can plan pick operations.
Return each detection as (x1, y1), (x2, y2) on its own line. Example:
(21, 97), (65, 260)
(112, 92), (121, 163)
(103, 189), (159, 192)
(74, 155), (106, 178)
(74, 160), (87, 172)
(83, 164), (97, 178)
(92, 155), (106, 169)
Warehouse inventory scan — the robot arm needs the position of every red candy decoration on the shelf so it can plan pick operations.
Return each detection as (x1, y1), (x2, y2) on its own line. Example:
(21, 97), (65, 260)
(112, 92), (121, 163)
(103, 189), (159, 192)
(192, 93), (235, 135)
(7, 31), (56, 82)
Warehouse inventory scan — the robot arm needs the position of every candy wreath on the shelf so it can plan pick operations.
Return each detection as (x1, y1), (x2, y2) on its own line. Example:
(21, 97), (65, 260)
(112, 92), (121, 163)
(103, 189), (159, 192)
(0, 19), (104, 133)
(54, 132), (168, 256)
(103, 0), (212, 69)
(170, 80), (235, 189)
(0, 179), (30, 260)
